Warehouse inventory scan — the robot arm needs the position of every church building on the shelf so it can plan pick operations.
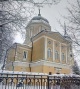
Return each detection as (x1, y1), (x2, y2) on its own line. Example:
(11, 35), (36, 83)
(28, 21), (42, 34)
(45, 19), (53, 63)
(5, 12), (74, 74)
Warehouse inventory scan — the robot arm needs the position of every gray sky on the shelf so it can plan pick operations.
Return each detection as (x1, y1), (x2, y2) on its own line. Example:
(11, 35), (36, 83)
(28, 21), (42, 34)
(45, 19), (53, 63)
(15, 0), (75, 43)
(37, 0), (69, 33)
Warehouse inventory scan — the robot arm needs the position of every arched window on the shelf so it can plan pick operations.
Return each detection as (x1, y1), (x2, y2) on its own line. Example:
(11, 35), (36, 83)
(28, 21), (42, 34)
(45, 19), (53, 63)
(47, 48), (52, 58)
(62, 53), (65, 60)
(23, 51), (27, 60)
(55, 51), (59, 60)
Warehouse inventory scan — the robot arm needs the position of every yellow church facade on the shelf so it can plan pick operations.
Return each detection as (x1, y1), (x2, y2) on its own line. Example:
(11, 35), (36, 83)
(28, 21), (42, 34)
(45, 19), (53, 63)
(5, 13), (74, 74)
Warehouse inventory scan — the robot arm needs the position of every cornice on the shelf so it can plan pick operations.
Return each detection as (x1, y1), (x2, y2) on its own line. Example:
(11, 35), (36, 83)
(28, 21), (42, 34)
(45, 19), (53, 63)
(30, 60), (71, 69)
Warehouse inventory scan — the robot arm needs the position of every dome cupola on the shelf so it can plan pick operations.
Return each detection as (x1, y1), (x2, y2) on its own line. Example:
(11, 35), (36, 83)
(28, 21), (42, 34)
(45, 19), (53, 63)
(31, 16), (49, 23)
(31, 9), (49, 23)
(24, 9), (51, 45)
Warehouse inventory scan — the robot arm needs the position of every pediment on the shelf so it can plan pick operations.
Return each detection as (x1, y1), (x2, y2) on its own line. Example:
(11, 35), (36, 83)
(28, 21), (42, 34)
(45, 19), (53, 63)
(46, 32), (69, 44)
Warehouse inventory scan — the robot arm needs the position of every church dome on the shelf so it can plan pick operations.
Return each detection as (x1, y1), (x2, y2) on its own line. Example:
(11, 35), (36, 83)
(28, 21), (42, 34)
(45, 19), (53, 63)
(31, 9), (49, 23)
(31, 15), (49, 23)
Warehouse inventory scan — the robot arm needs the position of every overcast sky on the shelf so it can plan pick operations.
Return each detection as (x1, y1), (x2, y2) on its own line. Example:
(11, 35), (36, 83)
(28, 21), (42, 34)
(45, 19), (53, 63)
(15, 0), (75, 43)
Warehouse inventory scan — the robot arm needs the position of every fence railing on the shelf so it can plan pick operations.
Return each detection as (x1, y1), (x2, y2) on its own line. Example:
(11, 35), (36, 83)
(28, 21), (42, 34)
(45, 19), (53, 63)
(0, 70), (80, 89)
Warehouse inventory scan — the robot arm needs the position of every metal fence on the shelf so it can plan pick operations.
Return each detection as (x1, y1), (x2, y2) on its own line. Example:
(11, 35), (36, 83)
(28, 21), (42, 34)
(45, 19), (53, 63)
(0, 71), (80, 89)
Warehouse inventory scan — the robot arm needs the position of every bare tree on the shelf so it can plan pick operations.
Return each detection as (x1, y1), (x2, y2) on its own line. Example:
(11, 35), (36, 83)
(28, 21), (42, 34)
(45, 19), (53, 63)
(66, 0), (80, 44)
(0, 1), (35, 64)
(0, 0), (61, 69)
(72, 60), (80, 75)
(58, 0), (80, 61)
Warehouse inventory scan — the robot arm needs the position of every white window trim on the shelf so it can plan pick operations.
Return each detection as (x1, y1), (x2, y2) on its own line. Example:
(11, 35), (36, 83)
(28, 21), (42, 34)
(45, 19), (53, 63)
(47, 48), (52, 58)
(62, 53), (65, 60)
(55, 50), (59, 60)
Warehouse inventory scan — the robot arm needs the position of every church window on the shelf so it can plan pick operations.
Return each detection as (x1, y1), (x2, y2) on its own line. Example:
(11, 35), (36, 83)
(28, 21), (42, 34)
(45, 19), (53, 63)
(47, 48), (52, 58)
(23, 51), (27, 59)
(62, 53), (65, 60)
(55, 51), (59, 60)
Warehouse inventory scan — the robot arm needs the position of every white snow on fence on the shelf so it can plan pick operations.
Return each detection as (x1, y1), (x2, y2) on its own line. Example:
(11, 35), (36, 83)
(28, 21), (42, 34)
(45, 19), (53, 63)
(0, 70), (80, 78)
(0, 70), (48, 75)
(0, 70), (80, 89)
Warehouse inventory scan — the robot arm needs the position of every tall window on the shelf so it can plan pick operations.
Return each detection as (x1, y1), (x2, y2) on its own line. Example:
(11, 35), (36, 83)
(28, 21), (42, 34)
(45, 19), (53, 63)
(55, 51), (59, 60)
(47, 48), (52, 58)
(23, 51), (27, 59)
(62, 53), (65, 60)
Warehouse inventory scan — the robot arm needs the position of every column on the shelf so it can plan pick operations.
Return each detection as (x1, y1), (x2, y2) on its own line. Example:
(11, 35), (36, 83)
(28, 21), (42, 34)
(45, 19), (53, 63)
(45, 37), (47, 60)
(66, 45), (67, 63)
(60, 43), (62, 63)
(53, 40), (55, 61)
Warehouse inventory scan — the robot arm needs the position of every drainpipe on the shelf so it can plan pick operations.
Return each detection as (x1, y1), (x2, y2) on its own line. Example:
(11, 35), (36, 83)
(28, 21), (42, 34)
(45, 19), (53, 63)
(29, 37), (33, 72)
(31, 38), (33, 62)
(12, 43), (17, 71)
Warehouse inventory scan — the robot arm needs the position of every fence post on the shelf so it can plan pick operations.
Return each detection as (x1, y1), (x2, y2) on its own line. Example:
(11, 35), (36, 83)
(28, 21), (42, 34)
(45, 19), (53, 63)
(47, 72), (52, 89)
(47, 75), (49, 89)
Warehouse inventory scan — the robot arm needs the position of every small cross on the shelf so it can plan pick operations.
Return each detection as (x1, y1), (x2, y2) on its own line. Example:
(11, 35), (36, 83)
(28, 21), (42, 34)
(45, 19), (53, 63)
(38, 6), (41, 16)
(64, 22), (67, 36)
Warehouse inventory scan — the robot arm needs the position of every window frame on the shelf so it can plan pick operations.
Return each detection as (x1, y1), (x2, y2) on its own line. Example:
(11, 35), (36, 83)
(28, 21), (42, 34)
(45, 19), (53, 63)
(23, 51), (28, 60)
(62, 53), (65, 60)
(47, 48), (52, 58)
(55, 50), (59, 60)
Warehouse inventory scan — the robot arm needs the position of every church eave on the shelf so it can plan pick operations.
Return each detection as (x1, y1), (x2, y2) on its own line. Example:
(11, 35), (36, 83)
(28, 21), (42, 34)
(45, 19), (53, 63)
(31, 31), (70, 44)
